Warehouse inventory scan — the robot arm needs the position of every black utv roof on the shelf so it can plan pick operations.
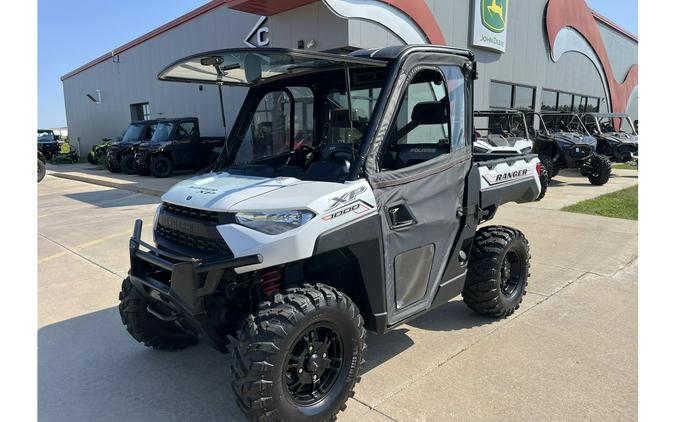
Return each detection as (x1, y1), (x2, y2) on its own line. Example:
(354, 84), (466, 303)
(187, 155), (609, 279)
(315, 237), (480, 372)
(350, 44), (474, 61)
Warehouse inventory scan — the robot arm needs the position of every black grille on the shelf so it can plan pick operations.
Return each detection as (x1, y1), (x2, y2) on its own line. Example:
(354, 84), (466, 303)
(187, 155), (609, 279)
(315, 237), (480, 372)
(156, 223), (232, 256)
(567, 145), (592, 160)
(163, 202), (221, 224)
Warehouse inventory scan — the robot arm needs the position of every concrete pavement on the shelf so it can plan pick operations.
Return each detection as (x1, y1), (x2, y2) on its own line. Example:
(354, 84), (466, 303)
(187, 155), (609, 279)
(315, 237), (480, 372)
(38, 173), (637, 422)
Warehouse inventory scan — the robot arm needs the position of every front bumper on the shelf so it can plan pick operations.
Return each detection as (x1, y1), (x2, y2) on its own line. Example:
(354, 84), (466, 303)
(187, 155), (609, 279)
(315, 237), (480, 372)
(134, 148), (155, 171)
(128, 219), (262, 351)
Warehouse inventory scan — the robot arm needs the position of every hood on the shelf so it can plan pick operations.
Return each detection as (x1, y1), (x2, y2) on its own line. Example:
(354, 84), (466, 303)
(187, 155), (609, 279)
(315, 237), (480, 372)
(553, 132), (597, 148)
(162, 172), (306, 210)
(602, 132), (638, 145)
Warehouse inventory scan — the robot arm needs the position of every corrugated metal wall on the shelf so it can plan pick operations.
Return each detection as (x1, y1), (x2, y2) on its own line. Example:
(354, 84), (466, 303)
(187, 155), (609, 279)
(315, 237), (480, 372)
(62, 8), (260, 153)
(62, 0), (638, 153)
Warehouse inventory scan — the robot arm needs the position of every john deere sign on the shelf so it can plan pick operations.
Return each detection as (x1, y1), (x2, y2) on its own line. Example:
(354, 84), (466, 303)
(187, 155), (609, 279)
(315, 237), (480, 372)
(472, 0), (509, 53)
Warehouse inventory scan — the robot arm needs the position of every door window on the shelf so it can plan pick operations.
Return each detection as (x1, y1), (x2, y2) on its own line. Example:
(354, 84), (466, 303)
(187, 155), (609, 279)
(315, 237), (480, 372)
(178, 122), (195, 138)
(381, 69), (450, 171)
(444, 66), (467, 150)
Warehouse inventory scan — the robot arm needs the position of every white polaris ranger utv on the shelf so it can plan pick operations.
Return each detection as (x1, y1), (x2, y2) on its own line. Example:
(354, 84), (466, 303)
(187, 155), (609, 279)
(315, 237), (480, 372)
(120, 46), (543, 422)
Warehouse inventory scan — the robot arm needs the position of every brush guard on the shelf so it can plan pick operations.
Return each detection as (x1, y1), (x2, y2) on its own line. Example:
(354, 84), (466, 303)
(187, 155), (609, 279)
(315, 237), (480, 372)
(128, 219), (262, 351)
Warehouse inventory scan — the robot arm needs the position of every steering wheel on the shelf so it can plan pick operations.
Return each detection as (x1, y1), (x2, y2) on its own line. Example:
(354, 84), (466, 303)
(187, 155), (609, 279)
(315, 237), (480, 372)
(321, 143), (358, 162)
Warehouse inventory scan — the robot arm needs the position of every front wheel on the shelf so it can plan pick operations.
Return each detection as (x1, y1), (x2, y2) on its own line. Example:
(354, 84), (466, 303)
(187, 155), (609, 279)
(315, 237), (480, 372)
(87, 151), (99, 165)
(118, 277), (198, 350)
(463, 226), (530, 318)
(229, 284), (366, 422)
(586, 155), (612, 186)
(536, 165), (548, 201)
(106, 157), (121, 173)
(120, 154), (136, 174)
(38, 159), (46, 182)
(150, 155), (173, 178)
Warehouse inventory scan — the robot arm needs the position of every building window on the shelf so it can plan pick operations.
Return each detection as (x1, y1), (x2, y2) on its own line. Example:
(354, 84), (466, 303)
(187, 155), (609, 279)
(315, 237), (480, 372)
(490, 81), (535, 111)
(130, 102), (151, 121)
(557, 92), (573, 111)
(541, 90), (602, 113)
(586, 97), (600, 112)
(541, 89), (558, 111)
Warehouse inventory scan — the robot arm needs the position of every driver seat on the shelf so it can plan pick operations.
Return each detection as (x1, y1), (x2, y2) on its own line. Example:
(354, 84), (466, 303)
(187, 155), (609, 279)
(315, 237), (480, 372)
(305, 159), (351, 182)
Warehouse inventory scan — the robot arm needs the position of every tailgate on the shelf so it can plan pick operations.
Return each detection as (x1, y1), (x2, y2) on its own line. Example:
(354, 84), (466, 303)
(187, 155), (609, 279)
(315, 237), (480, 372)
(477, 154), (541, 208)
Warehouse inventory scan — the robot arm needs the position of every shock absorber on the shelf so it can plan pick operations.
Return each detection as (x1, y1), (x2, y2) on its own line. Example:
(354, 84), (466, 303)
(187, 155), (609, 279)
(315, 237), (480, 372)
(259, 269), (281, 297)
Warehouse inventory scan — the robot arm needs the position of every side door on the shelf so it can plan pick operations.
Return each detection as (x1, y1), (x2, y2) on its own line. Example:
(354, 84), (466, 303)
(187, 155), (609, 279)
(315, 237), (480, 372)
(173, 120), (197, 166)
(367, 60), (473, 325)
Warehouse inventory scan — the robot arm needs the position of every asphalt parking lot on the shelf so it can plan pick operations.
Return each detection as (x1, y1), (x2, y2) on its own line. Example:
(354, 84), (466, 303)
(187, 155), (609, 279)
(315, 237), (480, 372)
(38, 169), (638, 422)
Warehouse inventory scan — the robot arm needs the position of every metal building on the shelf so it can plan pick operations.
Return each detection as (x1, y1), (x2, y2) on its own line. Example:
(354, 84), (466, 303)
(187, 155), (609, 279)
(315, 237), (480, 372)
(61, 0), (638, 153)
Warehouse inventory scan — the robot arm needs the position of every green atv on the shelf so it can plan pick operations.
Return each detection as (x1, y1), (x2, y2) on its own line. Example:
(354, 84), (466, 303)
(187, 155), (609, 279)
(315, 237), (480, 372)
(87, 138), (113, 165)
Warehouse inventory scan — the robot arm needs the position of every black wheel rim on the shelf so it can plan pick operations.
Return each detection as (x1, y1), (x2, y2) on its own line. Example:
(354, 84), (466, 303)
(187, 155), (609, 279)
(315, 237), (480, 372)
(283, 323), (345, 406)
(500, 250), (523, 297)
(155, 160), (167, 174)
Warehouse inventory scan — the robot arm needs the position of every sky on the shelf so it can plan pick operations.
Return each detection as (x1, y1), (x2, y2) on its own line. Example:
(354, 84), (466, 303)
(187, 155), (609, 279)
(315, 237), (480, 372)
(37, 0), (638, 129)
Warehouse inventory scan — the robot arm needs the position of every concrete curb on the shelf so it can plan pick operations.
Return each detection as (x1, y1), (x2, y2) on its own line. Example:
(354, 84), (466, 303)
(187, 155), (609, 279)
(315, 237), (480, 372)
(48, 171), (166, 197)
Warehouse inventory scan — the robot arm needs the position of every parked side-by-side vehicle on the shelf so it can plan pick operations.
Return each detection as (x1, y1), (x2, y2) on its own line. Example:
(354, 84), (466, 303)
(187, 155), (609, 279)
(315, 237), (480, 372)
(37, 129), (61, 161)
(582, 112), (638, 164)
(473, 109), (548, 200)
(527, 112), (612, 186)
(134, 117), (225, 177)
(117, 46), (543, 422)
(106, 120), (158, 173)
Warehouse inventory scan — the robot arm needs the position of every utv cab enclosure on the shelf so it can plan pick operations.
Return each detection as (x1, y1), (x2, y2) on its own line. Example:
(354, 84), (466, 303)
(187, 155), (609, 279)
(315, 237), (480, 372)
(120, 46), (542, 422)
(106, 119), (160, 174)
(134, 117), (225, 178)
(37, 129), (61, 161)
(581, 112), (638, 164)
(527, 111), (612, 185)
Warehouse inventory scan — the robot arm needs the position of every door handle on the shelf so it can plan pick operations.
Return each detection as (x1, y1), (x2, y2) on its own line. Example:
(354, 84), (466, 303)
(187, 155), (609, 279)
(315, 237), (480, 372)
(387, 205), (416, 229)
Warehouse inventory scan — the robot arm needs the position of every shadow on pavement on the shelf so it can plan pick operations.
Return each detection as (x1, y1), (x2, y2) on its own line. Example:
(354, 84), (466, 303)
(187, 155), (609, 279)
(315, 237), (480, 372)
(39, 299), (493, 421)
(65, 189), (159, 208)
(405, 299), (496, 332)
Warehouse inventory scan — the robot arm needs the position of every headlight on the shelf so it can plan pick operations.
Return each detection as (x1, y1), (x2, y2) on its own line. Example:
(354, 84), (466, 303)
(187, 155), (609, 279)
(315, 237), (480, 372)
(235, 210), (315, 235)
(152, 204), (163, 243)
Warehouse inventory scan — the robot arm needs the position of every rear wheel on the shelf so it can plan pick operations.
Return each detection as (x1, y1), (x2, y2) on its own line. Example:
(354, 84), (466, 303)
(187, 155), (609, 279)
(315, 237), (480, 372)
(229, 284), (365, 422)
(463, 226), (530, 318)
(586, 154), (612, 186)
(150, 155), (173, 178)
(120, 154), (136, 174)
(118, 277), (198, 350)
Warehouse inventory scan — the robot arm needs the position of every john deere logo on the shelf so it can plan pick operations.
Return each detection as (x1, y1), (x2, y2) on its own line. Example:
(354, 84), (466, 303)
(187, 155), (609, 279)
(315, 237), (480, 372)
(481, 0), (508, 33)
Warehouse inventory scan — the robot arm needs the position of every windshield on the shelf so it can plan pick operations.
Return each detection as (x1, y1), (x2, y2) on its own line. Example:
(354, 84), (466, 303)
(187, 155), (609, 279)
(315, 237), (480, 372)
(159, 48), (386, 86)
(597, 116), (636, 135)
(474, 113), (527, 139)
(38, 131), (55, 142)
(120, 124), (146, 142)
(220, 67), (386, 180)
(151, 122), (175, 142)
(542, 114), (589, 135)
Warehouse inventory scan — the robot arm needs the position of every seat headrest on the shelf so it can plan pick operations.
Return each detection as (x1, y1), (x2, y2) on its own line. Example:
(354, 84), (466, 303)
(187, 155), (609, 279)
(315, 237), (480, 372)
(411, 100), (448, 126)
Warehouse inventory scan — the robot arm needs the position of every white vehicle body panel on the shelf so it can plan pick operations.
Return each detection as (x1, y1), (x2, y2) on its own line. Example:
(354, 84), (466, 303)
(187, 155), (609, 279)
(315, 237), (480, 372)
(158, 156), (540, 273)
(161, 174), (376, 273)
(473, 138), (533, 155)
(478, 156), (542, 194)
